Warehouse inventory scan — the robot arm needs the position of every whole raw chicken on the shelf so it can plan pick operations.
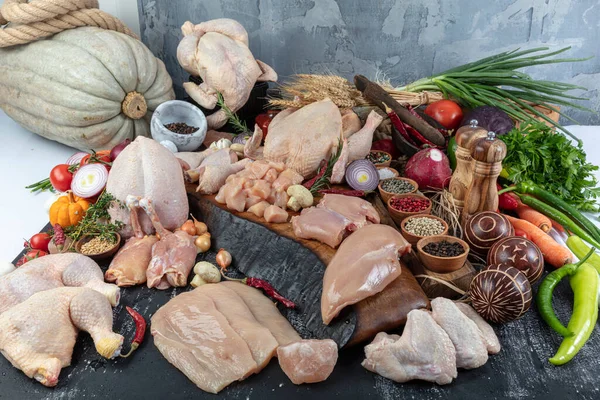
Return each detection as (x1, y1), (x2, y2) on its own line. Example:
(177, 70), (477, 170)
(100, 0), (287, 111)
(0, 287), (123, 387)
(107, 136), (188, 239)
(0, 253), (120, 314)
(244, 99), (383, 178)
(177, 18), (277, 129)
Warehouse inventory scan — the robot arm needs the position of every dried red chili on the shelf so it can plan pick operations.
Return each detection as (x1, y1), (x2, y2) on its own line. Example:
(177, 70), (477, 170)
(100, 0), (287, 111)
(384, 103), (417, 145)
(303, 159), (328, 189)
(318, 189), (366, 197)
(244, 277), (296, 309)
(405, 104), (449, 137)
(120, 306), (146, 358)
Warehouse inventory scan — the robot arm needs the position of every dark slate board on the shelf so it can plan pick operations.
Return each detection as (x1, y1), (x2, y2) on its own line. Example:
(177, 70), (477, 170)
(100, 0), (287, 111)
(2, 207), (600, 399)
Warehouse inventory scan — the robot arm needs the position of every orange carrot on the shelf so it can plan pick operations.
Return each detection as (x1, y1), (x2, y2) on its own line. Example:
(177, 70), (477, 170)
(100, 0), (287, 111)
(515, 200), (552, 232)
(503, 214), (573, 268)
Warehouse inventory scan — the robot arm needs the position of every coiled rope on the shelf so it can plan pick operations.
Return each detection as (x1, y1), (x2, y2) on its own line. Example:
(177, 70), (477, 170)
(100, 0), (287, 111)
(0, 0), (137, 47)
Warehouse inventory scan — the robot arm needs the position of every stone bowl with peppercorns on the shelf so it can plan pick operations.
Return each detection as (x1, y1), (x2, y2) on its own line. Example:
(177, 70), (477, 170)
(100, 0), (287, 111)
(387, 193), (431, 225)
(378, 177), (418, 203)
(400, 214), (449, 247)
(416, 235), (469, 273)
(151, 100), (207, 151)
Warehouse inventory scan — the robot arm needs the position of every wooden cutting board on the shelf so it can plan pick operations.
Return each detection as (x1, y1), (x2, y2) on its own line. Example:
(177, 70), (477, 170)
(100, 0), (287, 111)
(187, 184), (429, 347)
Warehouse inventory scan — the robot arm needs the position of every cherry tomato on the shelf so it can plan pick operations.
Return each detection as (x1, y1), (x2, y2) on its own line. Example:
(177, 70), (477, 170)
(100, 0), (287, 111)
(16, 249), (48, 267)
(81, 150), (111, 166)
(255, 111), (280, 140)
(29, 233), (52, 252)
(424, 100), (463, 130)
(49, 164), (73, 192)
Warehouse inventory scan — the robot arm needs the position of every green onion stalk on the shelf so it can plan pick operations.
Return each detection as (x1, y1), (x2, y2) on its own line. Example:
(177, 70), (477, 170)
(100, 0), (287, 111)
(396, 47), (595, 141)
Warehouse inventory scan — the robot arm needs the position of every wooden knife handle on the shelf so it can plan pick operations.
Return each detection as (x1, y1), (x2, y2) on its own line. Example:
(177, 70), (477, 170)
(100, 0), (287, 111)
(354, 75), (445, 147)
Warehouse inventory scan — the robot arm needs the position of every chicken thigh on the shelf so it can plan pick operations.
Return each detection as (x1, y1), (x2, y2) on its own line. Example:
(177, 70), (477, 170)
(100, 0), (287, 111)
(0, 253), (119, 314)
(177, 19), (277, 129)
(105, 195), (158, 287)
(0, 287), (123, 387)
(140, 198), (196, 290)
(362, 309), (457, 385)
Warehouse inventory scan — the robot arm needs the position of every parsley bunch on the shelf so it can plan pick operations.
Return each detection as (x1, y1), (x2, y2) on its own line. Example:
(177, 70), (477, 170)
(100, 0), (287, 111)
(500, 122), (600, 212)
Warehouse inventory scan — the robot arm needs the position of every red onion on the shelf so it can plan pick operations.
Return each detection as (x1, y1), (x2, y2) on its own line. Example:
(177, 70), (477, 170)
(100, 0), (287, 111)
(404, 148), (452, 190)
(71, 164), (109, 198)
(345, 159), (379, 192)
(110, 139), (131, 161)
(66, 152), (88, 166)
(232, 135), (249, 145)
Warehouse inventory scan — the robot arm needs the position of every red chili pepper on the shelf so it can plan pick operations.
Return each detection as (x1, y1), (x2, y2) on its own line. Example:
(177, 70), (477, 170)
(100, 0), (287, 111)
(403, 123), (439, 147)
(318, 189), (366, 197)
(244, 277), (296, 309)
(405, 104), (449, 137)
(384, 103), (417, 145)
(303, 159), (328, 189)
(120, 306), (146, 358)
(497, 184), (519, 210)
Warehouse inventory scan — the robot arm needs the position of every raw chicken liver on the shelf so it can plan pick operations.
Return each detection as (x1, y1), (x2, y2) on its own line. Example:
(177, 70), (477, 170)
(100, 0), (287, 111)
(107, 136), (188, 239)
(431, 298), (489, 369)
(321, 224), (411, 325)
(278, 339), (338, 385)
(362, 309), (458, 385)
(0, 287), (123, 387)
(0, 253), (120, 314)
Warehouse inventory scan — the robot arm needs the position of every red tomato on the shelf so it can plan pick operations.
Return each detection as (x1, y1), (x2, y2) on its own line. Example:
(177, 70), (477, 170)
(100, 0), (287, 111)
(29, 233), (52, 252)
(81, 150), (111, 166)
(424, 100), (463, 130)
(49, 164), (73, 192)
(16, 249), (48, 267)
(255, 111), (280, 140)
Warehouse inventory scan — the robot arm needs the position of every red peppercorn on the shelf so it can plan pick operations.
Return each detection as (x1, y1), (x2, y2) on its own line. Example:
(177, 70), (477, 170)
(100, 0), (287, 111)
(390, 197), (430, 212)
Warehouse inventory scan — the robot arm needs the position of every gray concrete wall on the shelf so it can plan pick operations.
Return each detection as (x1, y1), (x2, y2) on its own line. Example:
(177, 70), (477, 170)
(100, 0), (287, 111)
(138, 0), (600, 124)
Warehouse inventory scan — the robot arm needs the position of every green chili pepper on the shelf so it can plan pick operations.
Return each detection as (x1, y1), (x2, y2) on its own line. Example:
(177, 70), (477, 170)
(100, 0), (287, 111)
(536, 248), (595, 337)
(566, 236), (600, 275)
(518, 194), (600, 249)
(501, 182), (600, 243)
(549, 262), (599, 365)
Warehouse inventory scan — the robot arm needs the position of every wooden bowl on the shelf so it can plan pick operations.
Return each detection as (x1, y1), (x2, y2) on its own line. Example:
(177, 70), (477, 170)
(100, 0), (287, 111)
(75, 233), (121, 260)
(376, 166), (399, 180)
(378, 177), (418, 204)
(416, 235), (469, 273)
(368, 150), (392, 167)
(400, 214), (449, 247)
(387, 193), (431, 225)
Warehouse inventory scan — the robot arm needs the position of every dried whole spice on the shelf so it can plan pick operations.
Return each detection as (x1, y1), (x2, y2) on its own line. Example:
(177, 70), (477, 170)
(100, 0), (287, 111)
(164, 122), (199, 135)
(80, 236), (115, 255)
(404, 217), (445, 236)
(422, 240), (465, 257)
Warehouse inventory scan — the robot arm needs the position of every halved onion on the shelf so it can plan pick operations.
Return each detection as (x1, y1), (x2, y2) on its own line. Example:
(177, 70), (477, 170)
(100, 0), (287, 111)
(71, 164), (109, 198)
(66, 152), (88, 165)
(232, 134), (250, 145)
(345, 159), (379, 192)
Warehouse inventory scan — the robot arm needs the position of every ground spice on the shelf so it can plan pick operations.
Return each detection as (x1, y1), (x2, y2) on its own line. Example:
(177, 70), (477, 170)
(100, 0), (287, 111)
(80, 236), (114, 255)
(390, 196), (430, 212)
(366, 151), (391, 164)
(164, 122), (199, 135)
(381, 179), (415, 194)
(404, 217), (445, 236)
(422, 240), (465, 257)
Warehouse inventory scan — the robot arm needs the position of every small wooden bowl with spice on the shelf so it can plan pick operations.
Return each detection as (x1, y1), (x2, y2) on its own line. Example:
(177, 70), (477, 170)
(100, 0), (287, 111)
(416, 235), (469, 273)
(400, 214), (449, 247)
(367, 150), (392, 167)
(75, 233), (121, 260)
(387, 193), (431, 225)
(378, 177), (418, 203)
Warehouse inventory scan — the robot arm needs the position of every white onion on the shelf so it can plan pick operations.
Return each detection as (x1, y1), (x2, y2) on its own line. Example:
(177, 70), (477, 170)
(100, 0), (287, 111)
(71, 164), (109, 198)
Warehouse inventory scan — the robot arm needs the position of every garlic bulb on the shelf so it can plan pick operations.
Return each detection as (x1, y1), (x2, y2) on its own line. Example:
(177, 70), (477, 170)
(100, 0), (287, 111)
(209, 138), (232, 150)
(193, 261), (221, 283)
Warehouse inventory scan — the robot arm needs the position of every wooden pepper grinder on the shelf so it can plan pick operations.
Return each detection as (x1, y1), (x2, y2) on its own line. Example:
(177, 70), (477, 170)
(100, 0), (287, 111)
(449, 119), (488, 212)
(461, 131), (507, 226)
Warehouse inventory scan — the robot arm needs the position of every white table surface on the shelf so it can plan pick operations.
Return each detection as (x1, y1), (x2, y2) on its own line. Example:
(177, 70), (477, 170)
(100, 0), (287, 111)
(0, 109), (599, 262)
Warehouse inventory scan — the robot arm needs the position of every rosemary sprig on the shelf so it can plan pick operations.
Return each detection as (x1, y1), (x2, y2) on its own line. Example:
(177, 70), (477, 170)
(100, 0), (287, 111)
(310, 138), (344, 196)
(65, 191), (124, 243)
(216, 92), (249, 134)
(397, 47), (595, 141)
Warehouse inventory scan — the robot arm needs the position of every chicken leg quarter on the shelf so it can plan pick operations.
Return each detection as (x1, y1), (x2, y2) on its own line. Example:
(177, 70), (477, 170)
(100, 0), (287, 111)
(0, 287), (123, 387)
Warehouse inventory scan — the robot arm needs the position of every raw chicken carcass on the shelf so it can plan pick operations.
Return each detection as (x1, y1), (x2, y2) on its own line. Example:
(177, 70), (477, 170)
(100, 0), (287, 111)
(105, 195), (158, 287)
(0, 253), (119, 314)
(362, 309), (457, 385)
(455, 302), (501, 354)
(291, 207), (354, 248)
(107, 136), (188, 239)
(0, 287), (123, 387)
(321, 224), (410, 325)
(317, 193), (380, 228)
(431, 297), (488, 369)
(177, 19), (277, 129)
(278, 339), (338, 385)
(140, 198), (196, 290)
